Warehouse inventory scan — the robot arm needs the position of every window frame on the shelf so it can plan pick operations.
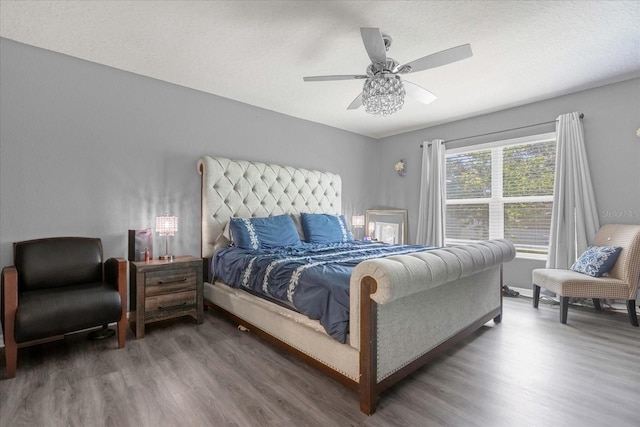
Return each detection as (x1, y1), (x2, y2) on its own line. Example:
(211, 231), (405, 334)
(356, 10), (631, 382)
(445, 132), (556, 259)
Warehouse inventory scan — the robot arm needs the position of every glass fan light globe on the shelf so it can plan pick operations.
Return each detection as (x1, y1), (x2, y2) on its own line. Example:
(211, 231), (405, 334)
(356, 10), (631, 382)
(362, 75), (406, 116)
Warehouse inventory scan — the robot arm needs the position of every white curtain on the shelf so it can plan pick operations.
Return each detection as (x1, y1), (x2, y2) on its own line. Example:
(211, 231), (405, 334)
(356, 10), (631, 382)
(416, 139), (446, 246)
(546, 112), (600, 269)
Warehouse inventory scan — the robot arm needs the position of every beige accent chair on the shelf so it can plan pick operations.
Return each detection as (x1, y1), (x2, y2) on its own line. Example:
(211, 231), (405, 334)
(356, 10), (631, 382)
(532, 224), (640, 326)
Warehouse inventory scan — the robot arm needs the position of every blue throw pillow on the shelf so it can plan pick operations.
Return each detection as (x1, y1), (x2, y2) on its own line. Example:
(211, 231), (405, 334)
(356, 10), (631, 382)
(300, 213), (353, 244)
(570, 245), (622, 277)
(229, 214), (302, 250)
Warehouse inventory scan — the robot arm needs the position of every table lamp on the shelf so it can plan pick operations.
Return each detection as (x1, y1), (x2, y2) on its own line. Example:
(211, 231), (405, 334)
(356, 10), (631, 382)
(156, 214), (178, 261)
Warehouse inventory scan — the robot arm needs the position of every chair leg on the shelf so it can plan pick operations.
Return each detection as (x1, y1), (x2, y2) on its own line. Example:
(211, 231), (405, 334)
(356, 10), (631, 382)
(533, 284), (540, 308)
(560, 296), (569, 324)
(5, 340), (17, 378)
(592, 298), (602, 311)
(117, 318), (126, 348)
(626, 300), (639, 327)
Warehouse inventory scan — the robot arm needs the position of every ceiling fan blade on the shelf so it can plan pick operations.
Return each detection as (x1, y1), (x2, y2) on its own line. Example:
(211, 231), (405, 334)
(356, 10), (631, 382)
(404, 81), (437, 105)
(398, 44), (473, 74)
(303, 75), (368, 82)
(360, 27), (387, 64)
(347, 93), (363, 110)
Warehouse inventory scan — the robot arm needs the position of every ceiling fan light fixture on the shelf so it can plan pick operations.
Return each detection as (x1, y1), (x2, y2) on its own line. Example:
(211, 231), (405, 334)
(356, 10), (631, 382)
(362, 74), (406, 116)
(303, 28), (472, 116)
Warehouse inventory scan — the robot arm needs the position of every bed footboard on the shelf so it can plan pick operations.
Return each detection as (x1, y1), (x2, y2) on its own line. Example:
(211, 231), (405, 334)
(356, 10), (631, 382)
(352, 239), (516, 414)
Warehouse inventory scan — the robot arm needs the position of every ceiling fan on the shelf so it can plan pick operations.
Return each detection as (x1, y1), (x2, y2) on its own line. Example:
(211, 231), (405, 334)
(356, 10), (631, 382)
(303, 28), (473, 116)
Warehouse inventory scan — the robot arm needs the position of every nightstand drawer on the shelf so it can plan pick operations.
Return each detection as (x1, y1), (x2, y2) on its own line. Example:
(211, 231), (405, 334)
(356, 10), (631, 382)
(145, 268), (196, 295)
(145, 290), (196, 312)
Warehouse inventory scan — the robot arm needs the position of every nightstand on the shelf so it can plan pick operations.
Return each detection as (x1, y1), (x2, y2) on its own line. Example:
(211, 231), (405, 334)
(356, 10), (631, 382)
(129, 256), (203, 339)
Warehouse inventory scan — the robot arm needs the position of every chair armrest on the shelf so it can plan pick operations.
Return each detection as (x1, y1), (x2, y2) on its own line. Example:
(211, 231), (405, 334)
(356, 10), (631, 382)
(1, 266), (18, 343)
(105, 257), (127, 313)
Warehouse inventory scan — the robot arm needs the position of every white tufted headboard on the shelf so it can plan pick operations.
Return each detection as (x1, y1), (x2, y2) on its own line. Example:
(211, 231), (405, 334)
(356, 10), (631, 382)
(197, 156), (342, 258)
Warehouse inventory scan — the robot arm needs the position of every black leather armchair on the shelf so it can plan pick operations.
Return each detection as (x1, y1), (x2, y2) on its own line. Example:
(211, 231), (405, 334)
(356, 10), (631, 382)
(1, 237), (127, 378)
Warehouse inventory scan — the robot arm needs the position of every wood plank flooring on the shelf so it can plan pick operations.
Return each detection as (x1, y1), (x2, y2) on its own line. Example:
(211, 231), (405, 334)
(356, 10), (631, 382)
(1, 297), (638, 427)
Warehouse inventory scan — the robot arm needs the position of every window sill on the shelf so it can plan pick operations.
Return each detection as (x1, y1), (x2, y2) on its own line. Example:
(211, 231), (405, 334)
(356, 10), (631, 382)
(515, 252), (547, 261)
(446, 240), (548, 261)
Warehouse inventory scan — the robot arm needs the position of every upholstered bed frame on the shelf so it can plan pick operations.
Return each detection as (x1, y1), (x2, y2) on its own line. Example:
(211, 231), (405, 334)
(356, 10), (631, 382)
(198, 156), (516, 415)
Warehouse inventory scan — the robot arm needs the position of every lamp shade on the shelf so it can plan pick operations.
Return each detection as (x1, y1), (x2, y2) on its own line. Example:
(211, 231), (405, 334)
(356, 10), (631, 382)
(352, 215), (365, 228)
(156, 215), (178, 237)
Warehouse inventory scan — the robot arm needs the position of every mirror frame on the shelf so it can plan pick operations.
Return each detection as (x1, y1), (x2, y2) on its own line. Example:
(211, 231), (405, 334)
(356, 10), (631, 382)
(365, 209), (408, 245)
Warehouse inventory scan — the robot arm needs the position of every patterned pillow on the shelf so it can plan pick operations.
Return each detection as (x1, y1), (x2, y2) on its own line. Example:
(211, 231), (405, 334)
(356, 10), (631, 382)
(229, 215), (302, 250)
(570, 246), (622, 277)
(300, 213), (353, 244)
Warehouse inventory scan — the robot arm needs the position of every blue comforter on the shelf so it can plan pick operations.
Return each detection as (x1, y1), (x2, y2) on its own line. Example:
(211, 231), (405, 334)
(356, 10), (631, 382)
(214, 241), (435, 343)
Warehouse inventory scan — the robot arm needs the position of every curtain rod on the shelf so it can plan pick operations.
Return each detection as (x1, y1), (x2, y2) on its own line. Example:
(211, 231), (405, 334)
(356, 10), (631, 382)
(420, 113), (584, 147)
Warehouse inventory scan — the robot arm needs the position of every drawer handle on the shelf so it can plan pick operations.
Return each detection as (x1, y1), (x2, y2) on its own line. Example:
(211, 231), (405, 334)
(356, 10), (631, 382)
(156, 278), (188, 284)
(158, 301), (188, 310)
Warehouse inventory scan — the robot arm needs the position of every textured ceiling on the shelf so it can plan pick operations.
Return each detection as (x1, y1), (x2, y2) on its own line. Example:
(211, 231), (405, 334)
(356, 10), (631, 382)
(1, 1), (639, 138)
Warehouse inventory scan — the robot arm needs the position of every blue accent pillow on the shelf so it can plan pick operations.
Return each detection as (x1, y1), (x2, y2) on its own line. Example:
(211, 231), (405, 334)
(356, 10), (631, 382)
(300, 213), (353, 244)
(229, 214), (302, 250)
(570, 245), (622, 277)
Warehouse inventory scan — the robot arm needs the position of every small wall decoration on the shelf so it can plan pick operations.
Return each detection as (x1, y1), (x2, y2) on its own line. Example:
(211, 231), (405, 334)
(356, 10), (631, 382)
(395, 159), (406, 176)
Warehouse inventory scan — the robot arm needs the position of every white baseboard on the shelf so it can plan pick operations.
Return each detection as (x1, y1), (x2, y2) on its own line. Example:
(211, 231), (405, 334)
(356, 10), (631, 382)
(509, 286), (533, 298)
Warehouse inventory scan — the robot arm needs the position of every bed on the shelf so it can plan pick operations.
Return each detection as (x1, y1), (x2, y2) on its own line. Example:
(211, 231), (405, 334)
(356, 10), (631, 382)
(198, 156), (516, 415)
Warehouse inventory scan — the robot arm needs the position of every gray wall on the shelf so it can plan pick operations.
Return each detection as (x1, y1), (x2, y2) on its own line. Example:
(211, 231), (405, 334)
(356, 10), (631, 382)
(2, 36), (639, 294)
(376, 77), (640, 288)
(0, 38), (377, 270)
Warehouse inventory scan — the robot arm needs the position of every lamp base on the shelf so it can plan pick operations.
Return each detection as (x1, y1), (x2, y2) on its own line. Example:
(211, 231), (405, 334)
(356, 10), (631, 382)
(158, 254), (175, 262)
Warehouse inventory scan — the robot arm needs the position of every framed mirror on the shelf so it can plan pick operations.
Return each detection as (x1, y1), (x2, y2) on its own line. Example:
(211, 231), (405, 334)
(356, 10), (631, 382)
(365, 209), (408, 245)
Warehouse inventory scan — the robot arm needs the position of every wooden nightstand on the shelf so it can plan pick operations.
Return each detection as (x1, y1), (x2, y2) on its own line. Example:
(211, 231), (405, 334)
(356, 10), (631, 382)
(129, 256), (203, 339)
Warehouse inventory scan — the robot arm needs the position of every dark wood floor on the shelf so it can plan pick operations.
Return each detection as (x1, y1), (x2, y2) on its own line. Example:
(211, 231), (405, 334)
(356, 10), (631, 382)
(1, 296), (638, 427)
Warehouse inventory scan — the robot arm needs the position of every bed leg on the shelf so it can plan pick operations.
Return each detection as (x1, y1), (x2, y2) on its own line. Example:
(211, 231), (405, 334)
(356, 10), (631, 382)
(359, 277), (378, 415)
(361, 391), (377, 415)
(495, 264), (503, 323)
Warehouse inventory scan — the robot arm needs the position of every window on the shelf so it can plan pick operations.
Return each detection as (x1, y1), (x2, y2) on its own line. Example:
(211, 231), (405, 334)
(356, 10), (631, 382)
(445, 133), (556, 256)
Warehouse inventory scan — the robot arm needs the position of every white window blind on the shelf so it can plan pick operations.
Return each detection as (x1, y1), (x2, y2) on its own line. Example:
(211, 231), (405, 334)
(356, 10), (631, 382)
(445, 133), (556, 256)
